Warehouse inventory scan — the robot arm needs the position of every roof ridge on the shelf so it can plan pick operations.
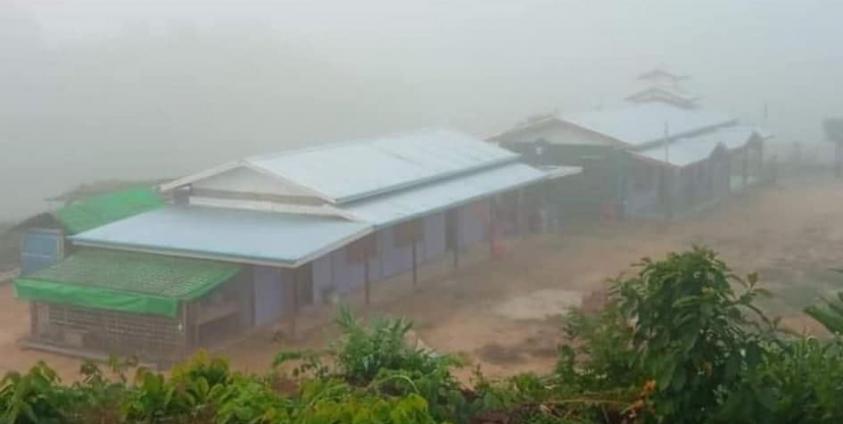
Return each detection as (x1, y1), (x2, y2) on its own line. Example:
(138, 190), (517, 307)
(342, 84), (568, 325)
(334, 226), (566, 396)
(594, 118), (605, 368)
(247, 127), (457, 162)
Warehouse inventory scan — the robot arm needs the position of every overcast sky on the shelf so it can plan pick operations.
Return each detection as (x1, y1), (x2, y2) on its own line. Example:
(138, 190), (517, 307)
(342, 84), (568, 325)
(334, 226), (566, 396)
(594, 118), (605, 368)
(1, 0), (842, 220)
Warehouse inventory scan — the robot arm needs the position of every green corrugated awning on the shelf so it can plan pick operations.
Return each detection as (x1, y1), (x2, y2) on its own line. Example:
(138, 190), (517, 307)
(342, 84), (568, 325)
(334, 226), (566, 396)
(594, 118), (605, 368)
(55, 187), (164, 234)
(14, 250), (241, 317)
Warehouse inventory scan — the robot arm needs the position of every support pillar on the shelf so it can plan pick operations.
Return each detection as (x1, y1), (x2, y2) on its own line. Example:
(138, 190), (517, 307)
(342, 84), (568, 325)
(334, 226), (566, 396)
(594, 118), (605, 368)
(181, 303), (191, 357)
(191, 303), (199, 346)
(742, 146), (749, 189)
(411, 241), (418, 287)
(453, 240), (460, 269)
(30, 303), (39, 339)
(290, 270), (299, 339)
(364, 258), (371, 305)
(659, 165), (671, 222)
(488, 199), (497, 258)
(453, 213), (460, 269)
(726, 152), (733, 194)
(836, 142), (842, 179)
(516, 189), (527, 237)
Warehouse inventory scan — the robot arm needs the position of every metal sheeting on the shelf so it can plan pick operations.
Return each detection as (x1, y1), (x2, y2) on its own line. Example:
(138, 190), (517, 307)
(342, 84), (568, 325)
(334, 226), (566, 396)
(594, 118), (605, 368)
(247, 128), (518, 204)
(560, 103), (737, 147)
(70, 206), (372, 267)
(635, 126), (758, 167)
(684, 126), (760, 151)
(56, 187), (164, 234)
(14, 249), (240, 317)
(345, 163), (578, 227)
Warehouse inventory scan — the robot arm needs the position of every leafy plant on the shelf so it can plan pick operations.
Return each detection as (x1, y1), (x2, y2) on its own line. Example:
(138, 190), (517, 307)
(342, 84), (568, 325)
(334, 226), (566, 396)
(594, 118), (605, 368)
(805, 291), (843, 334)
(615, 247), (773, 423)
(333, 305), (449, 385)
(6, 248), (843, 423)
(717, 337), (843, 423)
(0, 362), (68, 424)
(557, 301), (641, 392)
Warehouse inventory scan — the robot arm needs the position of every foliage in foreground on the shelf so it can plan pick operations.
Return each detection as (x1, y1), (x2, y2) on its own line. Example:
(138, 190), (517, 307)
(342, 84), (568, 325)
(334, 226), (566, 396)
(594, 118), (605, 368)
(3, 247), (843, 423)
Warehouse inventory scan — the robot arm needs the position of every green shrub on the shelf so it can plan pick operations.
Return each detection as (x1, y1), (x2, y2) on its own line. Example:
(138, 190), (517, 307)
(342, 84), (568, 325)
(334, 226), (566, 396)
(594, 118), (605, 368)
(0, 362), (69, 424)
(615, 247), (773, 423)
(556, 301), (641, 392)
(6, 247), (843, 423)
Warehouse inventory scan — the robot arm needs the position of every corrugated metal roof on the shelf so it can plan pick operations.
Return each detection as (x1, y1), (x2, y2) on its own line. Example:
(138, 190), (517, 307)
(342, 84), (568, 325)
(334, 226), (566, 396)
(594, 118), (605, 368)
(70, 206), (372, 267)
(635, 126), (758, 167)
(687, 126), (760, 150)
(247, 128), (517, 204)
(14, 249), (240, 317)
(345, 164), (577, 227)
(55, 187), (164, 234)
(560, 103), (737, 147)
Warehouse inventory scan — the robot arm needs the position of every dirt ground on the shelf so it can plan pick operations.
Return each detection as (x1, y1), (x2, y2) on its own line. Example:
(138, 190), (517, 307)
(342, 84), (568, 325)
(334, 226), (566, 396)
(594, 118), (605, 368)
(1, 175), (842, 381)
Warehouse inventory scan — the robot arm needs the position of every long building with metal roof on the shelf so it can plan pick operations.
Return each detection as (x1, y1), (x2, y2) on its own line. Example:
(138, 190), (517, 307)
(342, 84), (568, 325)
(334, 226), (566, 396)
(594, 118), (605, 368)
(17, 127), (579, 363)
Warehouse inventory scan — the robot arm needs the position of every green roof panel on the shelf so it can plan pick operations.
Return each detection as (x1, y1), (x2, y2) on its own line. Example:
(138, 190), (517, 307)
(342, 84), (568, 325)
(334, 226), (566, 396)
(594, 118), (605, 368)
(55, 187), (164, 234)
(14, 250), (241, 317)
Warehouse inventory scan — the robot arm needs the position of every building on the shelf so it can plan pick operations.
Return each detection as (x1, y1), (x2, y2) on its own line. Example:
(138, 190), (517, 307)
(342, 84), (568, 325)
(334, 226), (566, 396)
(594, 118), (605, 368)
(490, 70), (771, 219)
(14, 128), (578, 363)
(15, 186), (164, 275)
(625, 69), (699, 109)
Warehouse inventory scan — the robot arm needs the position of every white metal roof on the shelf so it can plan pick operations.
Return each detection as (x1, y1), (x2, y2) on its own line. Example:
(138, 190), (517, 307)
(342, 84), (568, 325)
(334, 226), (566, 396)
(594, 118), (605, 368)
(70, 206), (372, 267)
(345, 163), (577, 227)
(625, 86), (700, 104)
(559, 103), (737, 147)
(245, 128), (518, 204)
(634, 126), (759, 167)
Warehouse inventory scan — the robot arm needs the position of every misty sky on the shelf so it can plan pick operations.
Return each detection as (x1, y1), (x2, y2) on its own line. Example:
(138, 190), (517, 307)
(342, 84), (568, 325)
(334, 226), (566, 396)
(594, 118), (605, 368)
(1, 0), (842, 220)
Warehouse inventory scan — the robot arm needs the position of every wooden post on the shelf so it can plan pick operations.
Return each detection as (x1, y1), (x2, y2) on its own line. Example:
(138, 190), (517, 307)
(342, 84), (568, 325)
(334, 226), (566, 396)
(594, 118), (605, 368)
(488, 199), (496, 258)
(291, 270), (299, 338)
(452, 212), (460, 270)
(516, 189), (526, 237)
(364, 258), (371, 305)
(726, 151), (733, 194)
(742, 146), (749, 189)
(411, 241), (418, 287)
(30, 303), (39, 338)
(191, 302), (199, 347)
(181, 303), (190, 356)
(453, 239), (460, 269)
(659, 165), (669, 221)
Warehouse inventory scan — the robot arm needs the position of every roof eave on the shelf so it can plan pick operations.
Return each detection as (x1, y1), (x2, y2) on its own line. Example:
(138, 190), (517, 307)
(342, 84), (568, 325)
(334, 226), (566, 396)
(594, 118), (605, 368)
(70, 226), (374, 269)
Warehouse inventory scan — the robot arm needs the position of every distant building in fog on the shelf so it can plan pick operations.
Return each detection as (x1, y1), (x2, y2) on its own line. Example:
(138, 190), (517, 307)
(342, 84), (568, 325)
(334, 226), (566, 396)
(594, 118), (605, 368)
(490, 68), (772, 220)
(626, 68), (700, 109)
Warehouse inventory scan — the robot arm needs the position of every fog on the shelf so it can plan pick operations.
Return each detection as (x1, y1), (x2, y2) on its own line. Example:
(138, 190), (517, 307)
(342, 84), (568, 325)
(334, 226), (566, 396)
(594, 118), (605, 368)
(1, 0), (842, 220)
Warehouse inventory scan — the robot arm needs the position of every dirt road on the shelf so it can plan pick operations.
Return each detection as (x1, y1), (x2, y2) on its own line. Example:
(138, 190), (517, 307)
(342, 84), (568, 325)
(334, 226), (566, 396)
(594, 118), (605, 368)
(0, 176), (841, 380)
